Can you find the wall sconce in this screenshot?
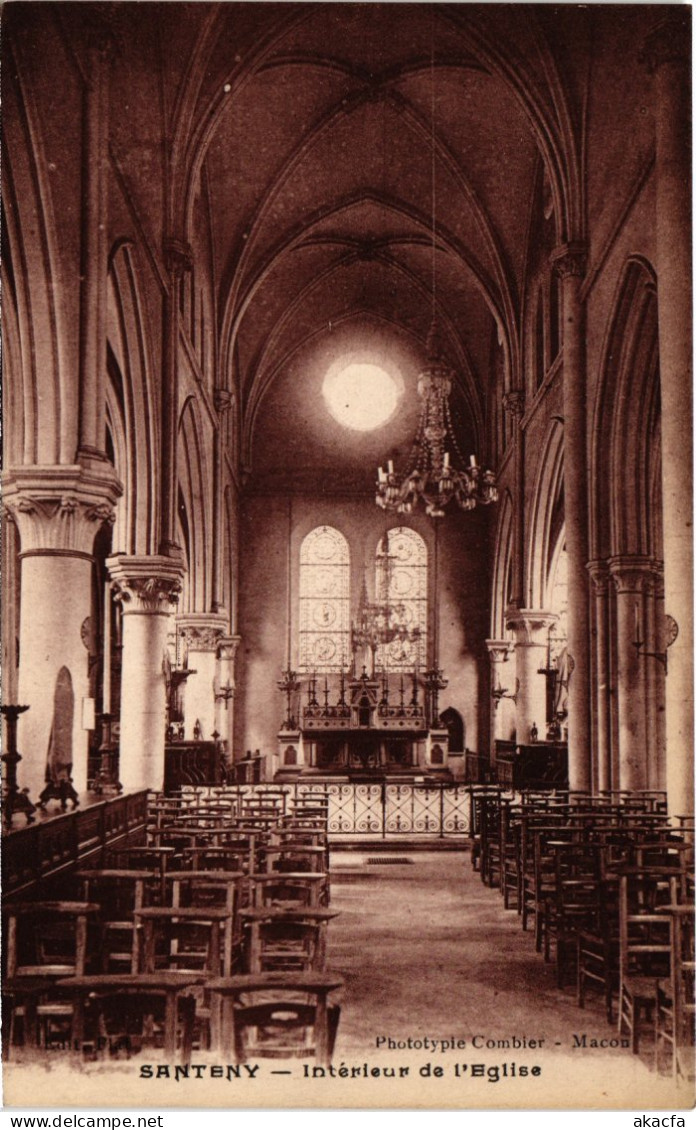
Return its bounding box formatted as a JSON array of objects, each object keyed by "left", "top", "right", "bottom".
[
  {"left": 491, "top": 677, "right": 519, "bottom": 710},
  {"left": 633, "top": 610, "right": 678, "bottom": 674},
  {"left": 214, "top": 680, "right": 235, "bottom": 708}
]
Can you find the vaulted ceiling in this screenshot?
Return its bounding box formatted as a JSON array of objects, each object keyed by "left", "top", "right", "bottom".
[{"left": 42, "top": 3, "right": 654, "bottom": 487}]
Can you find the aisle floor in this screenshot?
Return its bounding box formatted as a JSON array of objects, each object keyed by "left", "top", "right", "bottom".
[{"left": 326, "top": 851, "right": 688, "bottom": 1108}]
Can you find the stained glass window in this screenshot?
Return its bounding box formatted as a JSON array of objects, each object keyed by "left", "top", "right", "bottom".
[
  {"left": 374, "top": 527, "right": 428, "bottom": 672},
  {"left": 299, "top": 526, "right": 350, "bottom": 672}
]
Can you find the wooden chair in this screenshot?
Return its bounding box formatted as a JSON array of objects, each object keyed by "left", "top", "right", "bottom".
[
  {"left": 540, "top": 843, "right": 601, "bottom": 986},
  {"left": 655, "top": 904, "right": 695, "bottom": 1080},
  {"left": 3, "top": 901, "right": 100, "bottom": 1050},
  {"left": 240, "top": 907, "right": 338, "bottom": 973},
  {"left": 76, "top": 869, "right": 160, "bottom": 971},
  {"left": 133, "top": 905, "right": 234, "bottom": 977},
  {"left": 617, "top": 869, "right": 673, "bottom": 1053},
  {"left": 56, "top": 972, "right": 204, "bottom": 1064},
  {"left": 165, "top": 870, "right": 246, "bottom": 975},
  {"left": 249, "top": 872, "right": 328, "bottom": 909},
  {"left": 133, "top": 903, "right": 235, "bottom": 1048},
  {"left": 208, "top": 972, "right": 343, "bottom": 1065},
  {"left": 576, "top": 876, "right": 620, "bottom": 1023},
  {"left": 522, "top": 826, "right": 573, "bottom": 950}
]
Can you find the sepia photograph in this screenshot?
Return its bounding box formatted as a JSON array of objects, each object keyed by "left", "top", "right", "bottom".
[{"left": 1, "top": 0, "right": 693, "bottom": 1113}]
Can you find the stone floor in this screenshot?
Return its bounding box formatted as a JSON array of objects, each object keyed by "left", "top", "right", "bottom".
[{"left": 325, "top": 850, "right": 689, "bottom": 1108}]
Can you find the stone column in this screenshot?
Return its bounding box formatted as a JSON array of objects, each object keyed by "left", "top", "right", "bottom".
[
  {"left": 177, "top": 615, "right": 229, "bottom": 741},
  {"left": 642, "top": 15, "right": 693, "bottom": 815},
  {"left": 108, "top": 555, "right": 184, "bottom": 792},
  {"left": 3, "top": 464, "right": 122, "bottom": 798},
  {"left": 609, "top": 556, "right": 659, "bottom": 792},
  {"left": 78, "top": 21, "right": 114, "bottom": 461},
  {"left": 551, "top": 243, "right": 591, "bottom": 790},
  {"left": 642, "top": 569, "right": 661, "bottom": 792},
  {"left": 502, "top": 390, "right": 526, "bottom": 608},
  {"left": 587, "top": 561, "right": 612, "bottom": 792},
  {"left": 486, "top": 639, "right": 515, "bottom": 753},
  {"left": 159, "top": 240, "right": 192, "bottom": 557},
  {"left": 506, "top": 610, "right": 557, "bottom": 744},
  {"left": 212, "top": 390, "right": 233, "bottom": 614},
  {"left": 215, "top": 636, "right": 241, "bottom": 768}
]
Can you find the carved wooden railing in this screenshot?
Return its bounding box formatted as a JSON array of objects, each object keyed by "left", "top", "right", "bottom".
[{"left": 2, "top": 790, "right": 149, "bottom": 899}]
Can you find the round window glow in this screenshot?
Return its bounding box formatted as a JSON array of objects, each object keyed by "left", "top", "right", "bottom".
[{"left": 322, "top": 362, "right": 401, "bottom": 431}]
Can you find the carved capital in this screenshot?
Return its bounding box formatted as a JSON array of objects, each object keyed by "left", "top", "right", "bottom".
[
  {"left": 503, "top": 389, "right": 525, "bottom": 417},
  {"left": 178, "top": 614, "right": 229, "bottom": 653},
  {"left": 586, "top": 559, "right": 610, "bottom": 596},
  {"left": 485, "top": 638, "right": 514, "bottom": 664},
  {"left": 214, "top": 388, "right": 233, "bottom": 414},
  {"left": 2, "top": 464, "right": 123, "bottom": 556},
  {"left": 217, "top": 635, "right": 242, "bottom": 663},
  {"left": 505, "top": 608, "right": 558, "bottom": 647},
  {"left": 640, "top": 15, "right": 690, "bottom": 74},
  {"left": 108, "top": 555, "right": 185, "bottom": 614},
  {"left": 164, "top": 238, "right": 193, "bottom": 277},
  {"left": 608, "top": 555, "right": 662, "bottom": 596},
  {"left": 550, "top": 242, "right": 587, "bottom": 280}
]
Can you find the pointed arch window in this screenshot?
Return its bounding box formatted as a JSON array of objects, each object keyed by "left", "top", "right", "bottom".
[
  {"left": 374, "top": 527, "right": 427, "bottom": 672},
  {"left": 299, "top": 526, "right": 350, "bottom": 672}
]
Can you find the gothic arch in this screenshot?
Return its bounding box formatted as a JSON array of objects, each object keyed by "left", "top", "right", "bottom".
[
  {"left": 491, "top": 488, "right": 514, "bottom": 637},
  {"left": 2, "top": 67, "right": 67, "bottom": 464},
  {"left": 592, "top": 256, "right": 661, "bottom": 561},
  {"left": 107, "top": 243, "right": 159, "bottom": 555},
  {"left": 527, "top": 420, "right": 564, "bottom": 609},
  {"left": 178, "top": 396, "right": 211, "bottom": 613}
]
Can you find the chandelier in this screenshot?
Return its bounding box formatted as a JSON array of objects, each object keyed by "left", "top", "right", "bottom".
[
  {"left": 375, "top": 321, "right": 498, "bottom": 519},
  {"left": 351, "top": 550, "right": 421, "bottom": 661}
]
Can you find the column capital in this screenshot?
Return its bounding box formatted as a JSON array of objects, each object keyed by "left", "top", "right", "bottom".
[
  {"left": 107, "top": 554, "right": 185, "bottom": 614},
  {"left": 214, "top": 388, "right": 234, "bottom": 414},
  {"left": 485, "top": 638, "right": 514, "bottom": 663},
  {"left": 2, "top": 463, "right": 123, "bottom": 557},
  {"left": 586, "top": 559, "right": 610, "bottom": 595},
  {"left": 550, "top": 242, "right": 587, "bottom": 280},
  {"left": 503, "top": 389, "right": 525, "bottom": 417},
  {"left": 218, "top": 634, "right": 242, "bottom": 663},
  {"left": 640, "top": 13, "right": 690, "bottom": 74},
  {"left": 505, "top": 608, "right": 558, "bottom": 646},
  {"left": 164, "top": 238, "right": 193, "bottom": 277},
  {"left": 608, "top": 554, "right": 662, "bottom": 594},
  {"left": 177, "top": 614, "right": 230, "bottom": 653}
]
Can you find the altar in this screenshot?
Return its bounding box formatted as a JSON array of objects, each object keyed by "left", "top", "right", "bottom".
[{"left": 274, "top": 667, "right": 451, "bottom": 781}]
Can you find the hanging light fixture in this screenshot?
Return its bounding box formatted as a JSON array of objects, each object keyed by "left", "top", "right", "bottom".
[
  {"left": 376, "top": 321, "right": 498, "bottom": 518},
  {"left": 375, "top": 18, "right": 497, "bottom": 520}
]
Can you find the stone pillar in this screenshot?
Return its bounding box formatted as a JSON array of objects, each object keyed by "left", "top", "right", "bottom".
[
  {"left": 643, "top": 569, "right": 662, "bottom": 792},
  {"left": 506, "top": 611, "right": 557, "bottom": 745},
  {"left": 642, "top": 15, "right": 693, "bottom": 815},
  {"left": 486, "top": 639, "right": 515, "bottom": 752},
  {"left": 502, "top": 390, "right": 526, "bottom": 608},
  {"left": 108, "top": 555, "right": 184, "bottom": 793},
  {"left": 551, "top": 243, "right": 591, "bottom": 790},
  {"left": 587, "top": 561, "right": 612, "bottom": 792},
  {"left": 212, "top": 391, "right": 233, "bottom": 613},
  {"left": 78, "top": 21, "right": 114, "bottom": 461},
  {"left": 215, "top": 635, "right": 241, "bottom": 768},
  {"left": 177, "top": 615, "right": 229, "bottom": 742},
  {"left": 159, "top": 240, "right": 192, "bottom": 557},
  {"left": 3, "top": 465, "right": 122, "bottom": 798},
  {"left": 609, "top": 556, "right": 659, "bottom": 792}
]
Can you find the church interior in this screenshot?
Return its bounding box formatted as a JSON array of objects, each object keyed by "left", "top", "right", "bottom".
[{"left": 1, "top": 1, "right": 693, "bottom": 1102}]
